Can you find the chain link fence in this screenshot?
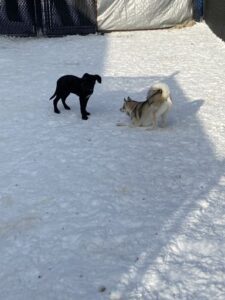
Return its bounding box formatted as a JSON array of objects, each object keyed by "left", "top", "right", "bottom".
[
  {"left": 0, "top": 0, "right": 36, "bottom": 36},
  {"left": 3, "top": 1, "right": 220, "bottom": 38},
  {"left": 0, "top": 0, "right": 97, "bottom": 36}
]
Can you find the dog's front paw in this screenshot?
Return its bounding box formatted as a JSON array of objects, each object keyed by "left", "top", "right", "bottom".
[
  {"left": 146, "top": 126, "right": 156, "bottom": 131},
  {"left": 54, "top": 110, "right": 60, "bottom": 114},
  {"left": 116, "top": 122, "right": 127, "bottom": 127},
  {"left": 82, "top": 115, "right": 88, "bottom": 120}
]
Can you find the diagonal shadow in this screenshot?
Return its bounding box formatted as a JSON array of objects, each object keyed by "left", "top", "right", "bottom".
[{"left": 90, "top": 74, "right": 225, "bottom": 298}]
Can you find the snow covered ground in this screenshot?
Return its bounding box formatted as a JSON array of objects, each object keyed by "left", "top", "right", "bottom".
[{"left": 0, "top": 22, "right": 225, "bottom": 300}]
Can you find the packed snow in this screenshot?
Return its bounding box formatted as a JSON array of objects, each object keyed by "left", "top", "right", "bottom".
[{"left": 0, "top": 22, "right": 225, "bottom": 300}]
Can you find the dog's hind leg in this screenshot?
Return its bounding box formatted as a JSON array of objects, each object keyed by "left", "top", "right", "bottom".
[
  {"left": 61, "top": 94, "right": 70, "bottom": 111},
  {"left": 160, "top": 111, "right": 168, "bottom": 127},
  {"left": 53, "top": 96, "right": 61, "bottom": 114}
]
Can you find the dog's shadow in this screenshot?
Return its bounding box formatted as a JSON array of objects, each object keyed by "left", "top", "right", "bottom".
[{"left": 171, "top": 99, "right": 205, "bottom": 126}]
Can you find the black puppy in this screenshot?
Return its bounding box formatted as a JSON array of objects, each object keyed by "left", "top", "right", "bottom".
[{"left": 50, "top": 73, "right": 102, "bottom": 120}]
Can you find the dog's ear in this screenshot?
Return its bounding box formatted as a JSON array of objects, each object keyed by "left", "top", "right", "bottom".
[
  {"left": 127, "top": 96, "right": 132, "bottom": 101},
  {"left": 94, "top": 75, "right": 102, "bottom": 84},
  {"left": 82, "top": 73, "right": 90, "bottom": 79}
]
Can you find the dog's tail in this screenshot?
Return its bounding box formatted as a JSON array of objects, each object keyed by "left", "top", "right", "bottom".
[
  {"left": 147, "top": 82, "right": 170, "bottom": 101},
  {"left": 49, "top": 91, "right": 56, "bottom": 100}
]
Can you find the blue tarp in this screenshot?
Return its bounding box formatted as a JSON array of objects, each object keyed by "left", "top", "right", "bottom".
[{"left": 194, "top": 0, "right": 203, "bottom": 21}]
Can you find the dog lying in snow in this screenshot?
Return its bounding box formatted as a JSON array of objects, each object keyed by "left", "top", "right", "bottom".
[
  {"left": 50, "top": 73, "right": 102, "bottom": 120},
  {"left": 118, "top": 82, "right": 172, "bottom": 129}
]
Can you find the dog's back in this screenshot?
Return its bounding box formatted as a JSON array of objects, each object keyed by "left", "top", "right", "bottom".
[{"left": 50, "top": 75, "right": 81, "bottom": 100}]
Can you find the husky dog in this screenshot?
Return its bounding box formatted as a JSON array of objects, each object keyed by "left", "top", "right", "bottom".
[{"left": 118, "top": 82, "right": 172, "bottom": 129}]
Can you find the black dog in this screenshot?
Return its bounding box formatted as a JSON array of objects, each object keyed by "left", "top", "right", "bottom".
[{"left": 50, "top": 73, "right": 102, "bottom": 120}]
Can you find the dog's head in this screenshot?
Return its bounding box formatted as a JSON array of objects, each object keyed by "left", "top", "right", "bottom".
[
  {"left": 82, "top": 73, "right": 102, "bottom": 83},
  {"left": 81, "top": 73, "right": 102, "bottom": 96},
  {"left": 120, "top": 97, "right": 134, "bottom": 115},
  {"left": 120, "top": 97, "right": 128, "bottom": 112}
]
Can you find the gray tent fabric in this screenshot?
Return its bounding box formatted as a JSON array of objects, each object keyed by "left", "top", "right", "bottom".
[{"left": 97, "top": 0, "right": 193, "bottom": 31}]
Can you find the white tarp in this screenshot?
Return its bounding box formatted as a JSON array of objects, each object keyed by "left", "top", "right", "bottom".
[{"left": 97, "top": 0, "right": 193, "bottom": 31}]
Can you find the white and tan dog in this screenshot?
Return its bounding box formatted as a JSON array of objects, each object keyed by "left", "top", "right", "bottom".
[{"left": 118, "top": 82, "right": 172, "bottom": 129}]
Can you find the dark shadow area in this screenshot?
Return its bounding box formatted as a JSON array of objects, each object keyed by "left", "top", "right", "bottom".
[{"left": 88, "top": 74, "right": 225, "bottom": 297}]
